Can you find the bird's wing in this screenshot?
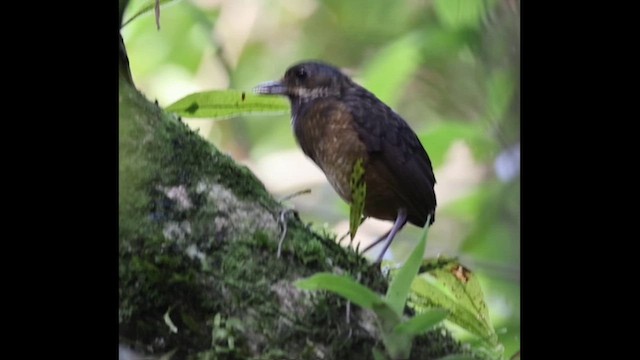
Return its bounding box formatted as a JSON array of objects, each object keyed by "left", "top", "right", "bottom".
[{"left": 344, "top": 89, "right": 436, "bottom": 226}]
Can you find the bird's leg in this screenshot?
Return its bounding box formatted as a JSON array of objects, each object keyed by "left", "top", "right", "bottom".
[
  {"left": 360, "top": 208, "right": 408, "bottom": 263},
  {"left": 359, "top": 229, "right": 390, "bottom": 255}
]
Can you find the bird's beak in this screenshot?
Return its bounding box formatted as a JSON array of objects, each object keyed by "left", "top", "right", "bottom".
[{"left": 253, "top": 80, "right": 288, "bottom": 96}]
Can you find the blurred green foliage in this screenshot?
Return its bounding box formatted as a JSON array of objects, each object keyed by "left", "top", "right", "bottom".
[{"left": 122, "top": 0, "right": 520, "bottom": 357}]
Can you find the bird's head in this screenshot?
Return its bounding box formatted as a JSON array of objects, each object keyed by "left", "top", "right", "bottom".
[{"left": 253, "top": 61, "right": 353, "bottom": 103}]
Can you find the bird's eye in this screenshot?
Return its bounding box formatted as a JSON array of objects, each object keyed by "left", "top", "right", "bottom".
[{"left": 296, "top": 67, "right": 307, "bottom": 81}]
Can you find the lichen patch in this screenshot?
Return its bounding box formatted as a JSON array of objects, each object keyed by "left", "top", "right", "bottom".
[
  {"left": 196, "top": 181, "right": 280, "bottom": 241},
  {"left": 162, "top": 221, "right": 192, "bottom": 243},
  {"left": 158, "top": 185, "right": 193, "bottom": 210}
]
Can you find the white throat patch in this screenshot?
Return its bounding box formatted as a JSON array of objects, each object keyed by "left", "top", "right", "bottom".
[{"left": 291, "top": 87, "right": 338, "bottom": 100}]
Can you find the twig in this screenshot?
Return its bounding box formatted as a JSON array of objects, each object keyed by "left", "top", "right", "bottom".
[
  {"left": 337, "top": 230, "right": 350, "bottom": 245},
  {"left": 155, "top": 0, "right": 161, "bottom": 30},
  {"left": 279, "top": 188, "right": 311, "bottom": 202},
  {"left": 345, "top": 301, "right": 351, "bottom": 325},
  {"left": 277, "top": 209, "right": 296, "bottom": 258}
]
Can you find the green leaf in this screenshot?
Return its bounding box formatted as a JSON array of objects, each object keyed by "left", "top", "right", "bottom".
[
  {"left": 371, "top": 348, "right": 388, "bottom": 360},
  {"left": 294, "top": 273, "right": 382, "bottom": 310},
  {"left": 394, "top": 309, "right": 447, "bottom": 335},
  {"left": 372, "top": 301, "right": 403, "bottom": 335},
  {"left": 165, "top": 90, "right": 290, "bottom": 119},
  {"left": 420, "top": 27, "right": 476, "bottom": 61},
  {"left": 433, "top": 0, "right": 492, "bottom": 30},
  {"left": 349, "top": 158, "right": 366, "bottom": 240},
  {"left": 372, "top": 302, "right": 411, "bottom": 360},
  {"left": 385, "top": 222, "right": 430, "bottom": 316},
  {"left": 418, "top": 121, "right": 495, "bottom": 168},
  {"left": 487, "top": 70, "right": 516, "bottom": 121},
  {"left": 410, "top": 277, "right": 479, "bottom": 335},
  {"left": 121, "top": 0, "right": 178, "bottom": 29},
  {"left": 408, "top": 258, "right": 499, "bottom": 346},
  {"left": 360, "top": 32, "right": 423, "bottom": 107},
  {"left": 437, "top": 264, "right": 491, "bottom": 327}
]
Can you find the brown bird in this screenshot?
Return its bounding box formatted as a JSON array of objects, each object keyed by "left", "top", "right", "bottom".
[{"left": 254, "top": 61, "right": 436, "bottom": 263}]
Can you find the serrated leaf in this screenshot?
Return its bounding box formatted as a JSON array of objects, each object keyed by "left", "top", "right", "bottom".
[
  {"left": 409, "top": 278, "right": 491, "bottom": 344},
  {"left": 408, "top": 258, "right": 498, "bottom": 346},
  {"left": 386, "top": 222, "right": 430, "bottom": 316},
  {"left": 294, "top": 273, "right": 382, "bottom": 310},
  {"left": 165, "top": 90, "right": 290, "bottom": 119},
  {"left": 431, "top": 262, "right": 492, "bottom": 329},
  {"left": 394, "top": 309, "right": 447, "bottom": 335},
  {"left": 349, "top": 158, "right": 366, "bottom": 240}
]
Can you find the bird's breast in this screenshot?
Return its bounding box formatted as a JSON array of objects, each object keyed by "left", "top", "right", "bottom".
[{"left": 292, "top": 100, "right": 367, "bottom": 203}]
